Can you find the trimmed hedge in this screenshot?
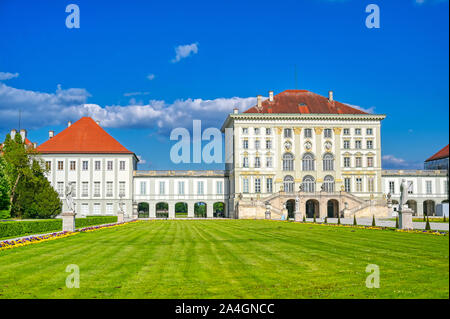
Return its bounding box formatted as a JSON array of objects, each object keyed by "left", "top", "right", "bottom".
[{"left": 0, "top": 216, "right": 118, "bottom": 239}]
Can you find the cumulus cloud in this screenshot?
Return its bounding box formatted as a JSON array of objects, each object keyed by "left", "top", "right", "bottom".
[
  {"left": 0, "top": 72, "right": 19, "bottom": 81},
  {"left": 146, "top": 74, "right": 155, "bottom": 80},
  {"left": 171, "top": 43, "right": 199, "bottom": 63},
  {"left": 137, "top": 155, "right": 146, "bottom": 164},
  {"left": 0, "top": 82, "right": 256, "bottom": 134},
  {"left": 382, "top": 155, "right": 422, "bottom": 169}
]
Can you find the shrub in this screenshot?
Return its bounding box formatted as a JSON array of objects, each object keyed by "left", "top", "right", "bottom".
[
  {"left": 353, "top": 215, "right": 357, "bottom": 226},
  {"left": 425, "top": 216, "right": 431, "bottom": 230},
  {"left": 75, "top": 216, "right": 117, "bottom": 228},
  {"left": 395, "top": 216, "right": 399, "bottom": 228},
  {"left": 302, "top": 215, "right": 306, "bottom": 222},
  {"left": 0, "top": 210, "right": 11, "bottom": 219},
  {"left": 0, "top": 219, "right": 62, "bottom": 239},
  {"left": 324, "top": 216, "right": 328, "bottom": 224},
  {"left": 372, "top": 215, "right": 376, "bottom": 227}
]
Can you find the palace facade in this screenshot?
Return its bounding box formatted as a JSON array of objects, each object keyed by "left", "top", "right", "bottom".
[{"left": 22, "top": 89, "right": 447, "bottom": 219}]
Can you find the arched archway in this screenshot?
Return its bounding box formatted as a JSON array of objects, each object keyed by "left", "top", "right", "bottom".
[
  {"left": 327, "top": 199, "right": 339, "bottom": 217},
  {"left": 156, "top": 202, "right": 168, "bottom": 218},
  {"left": 138, "top": 202, "right": 149, "bottom": 218},
  {"left": 406, "top": 200, "right": 417, "bottom": 216},
  {"left": 194, "top": 202, "right": 207, "bottom": 218},
  {"left": 284, "top": 175, "right": 294, "bottom": 193},
  {"left": 213, "top": 202, "right": 225, "bottom": 217},
  {"left": 175, "top": 202, "right": 188, "bottom": 218},
  {"left": 286, "top": 199, "right": 296, "bottom": 219},
  {"left": 423, "top": 200, "right": 436, "bottom": 216},
  {"left": 306, "top": 199, "right": 319, "bottom": 218}
]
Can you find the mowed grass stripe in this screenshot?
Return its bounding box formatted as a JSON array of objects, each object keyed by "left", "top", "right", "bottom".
[{"left": 0, "top": 220, "right": 448, "bottom": 299}]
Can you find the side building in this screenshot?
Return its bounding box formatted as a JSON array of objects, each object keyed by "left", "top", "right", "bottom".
[{"left": 36, "top": 117, "right": 138, "bottom": 217}]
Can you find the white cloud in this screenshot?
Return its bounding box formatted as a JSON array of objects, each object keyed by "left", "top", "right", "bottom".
[
  {"left": 147, "top": 74, "right": 155, "bottom": 80},
  {"left": 137, "top": 155, "right": 146, "bottom": 164},
  {"left": 0, "top": 72, "right": 19, "bottom": 81},
  {"left": 415, "top": 0, "right": 448, "bottom": 4},
  {"left": 123, "top": 92, "right": 150, "bottom": 97},
  {"left": 343, "top": 102, "right": 375, "bottom": 114},
  {"left": 0, "top": 82, "right": 256, "bottom": 134},
  {"left": 171, "top": 43, "right": 199, "bottom": 63},
  {"left": 382, "top": 155, "right": 422, "bottom": 169}
]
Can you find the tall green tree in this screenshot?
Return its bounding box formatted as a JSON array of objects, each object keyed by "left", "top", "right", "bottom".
[{"left": 0, "top": 155, "right": 11, "bottom": 218}]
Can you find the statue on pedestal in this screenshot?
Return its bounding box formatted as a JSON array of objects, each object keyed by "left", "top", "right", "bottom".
[
  {"left": 65, "top": 182, "right": 75, "bottom": 213},
  {"left": 399, "top": 179, "right": 413, "bottom": 212}
]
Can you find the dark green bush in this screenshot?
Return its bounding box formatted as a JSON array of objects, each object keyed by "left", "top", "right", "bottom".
[
  {"left": 395, "top": 216, "right": 399, "bottom": 228},
  {"left": 353, "top": 215, "right": 357, "bottom": 226},
  {"left": 425, "top": 216, "right": 431, "bottom": 230},
  {"left": 75, "top": 216, "right": 117, "bottom": 228},
  {"left": 372, "top": 215, "right": 376, "bottom": 227}
]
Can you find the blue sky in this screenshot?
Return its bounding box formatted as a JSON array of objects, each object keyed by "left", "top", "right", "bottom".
[{"left": 0, "top": 0, "right": 448, "bottom": 170}]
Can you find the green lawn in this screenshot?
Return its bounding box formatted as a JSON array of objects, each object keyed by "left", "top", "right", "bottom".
[{"left": 0, "top": 220, "right": 448, "bottom": 299}]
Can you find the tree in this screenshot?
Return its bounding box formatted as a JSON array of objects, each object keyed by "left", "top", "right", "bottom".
[
  {"left": 0, "top": 155, "right": 11, "bottom": 218},
  {"left": 372, "top": 215, "right": 376, "bottom": 227},
  {"left": 395, "top": 216, "right": 399, "bottom": 228},
  {"left": 353, "top": 215, "right": 357, "bottom": 226},
  {"left": 337, "top": 214, "right": 341, "bottom": 225},
  {"left": 425, "top": 216, "right": 431, "bottom": 231}
]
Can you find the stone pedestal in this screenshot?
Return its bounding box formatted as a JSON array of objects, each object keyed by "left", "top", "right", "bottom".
[
  {"left": 294, "top": 212, "right": 302, "bottom": 222},
  {"left": 265, "top": 211, "right": 271, "bottom": 220},
  {"left": 399, "top": 208, "right": 414, "bottom": 230},
  {"left": 61, "top": 212, "right": 76, "bottom": 232},
  {"left": 117, "top": 211, "right": 124, "bottom": 223},
  {"left": 281, "top": 208, "right": 288, "bottom": 220}
]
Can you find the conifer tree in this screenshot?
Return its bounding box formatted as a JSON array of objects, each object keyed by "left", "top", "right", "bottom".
[{"left": 372, "top": 215, "right": 376, "bottom": 227}]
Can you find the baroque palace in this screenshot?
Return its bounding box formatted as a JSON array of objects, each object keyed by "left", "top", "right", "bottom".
[{"left": 13, "top": 89, "right": 447, "bottom": 219}]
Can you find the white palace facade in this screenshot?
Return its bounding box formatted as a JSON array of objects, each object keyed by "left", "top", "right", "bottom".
[{"left": 29, "top": 89, "right": 448, "bottom": 219}]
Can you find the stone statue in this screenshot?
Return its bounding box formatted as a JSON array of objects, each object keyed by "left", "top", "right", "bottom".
[
  {"left": 321, "top": 184, "right": 325, "bottom": 191},
  {"left": 295, "top": 196, "right": 300, "bottom": 212},
  {"left": 65, "top": 182, "right": 75, "bottom": 213},
  {"left": 118, "top": 193, "right": 125, "bottom": 213},
  {"left": 299, "top": 184, "right": 304, "bottom": 192},
  {"left": 399, "top": 179, "right": 413, "bottom": 210}
]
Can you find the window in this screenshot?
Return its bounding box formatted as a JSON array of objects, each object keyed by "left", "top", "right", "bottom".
[
  {"left": 389, "top": 181, "right": 395, "bottom": 194},
  {"left": 106, "top": 182, "right": 113, "bottom": 197},
  {"left": 344, "top": 178, "right": 351, "bottom": 192},
  {"left": 93, "top": 203, "right": 101, "bottom": 215},
  {"left": 254, "top": 128, "right": 260, "bottom": 135},
  {"left": 57, "top": 182, "right": 64, "bottom": 197},
  {"left": 323, "top": 175, "right": 334, "bottom": 193},
  {"left": 242, "top": 127, "right": 248, "bottom": 134},
  {"left": 344, "top": 157, "right": 351, "bottom": 168},
  {"left": 255, "top": 140, "right": 260, "bottom": 150},
  {"left": 82, "top": 203, "right": 89, "bottom": 215},
  {"left": 243, "top": 178, "right": 249, "bottom": 193},
  {"left": 95, "top": 161, "right": 101, "bottom": 171},
  {"left": 119, "top": 181, "right": 125, "bottom": 197},
  {"left": 255, "top": 157, "right": 261, "bottom": 168},
  {"left": 284, "top": 175, "right": 294, "bottom": 193},
  {"left": 426, "top": 181, "right": 432, "bottom": 194},
  {"left": 255, "top": 178, "right": 261, "bottom": 193},
  {"left": 266, "top": 128, "right": 272, "bottom": 135},
  {"left": 243, "top": 140, "right": 248, "bottom": 149},
  {"left": 107, "top": 161, "right": 113, "bottom": 170},
  {"left": 140, "top": 181, "right": 147, "bottom": 195},
  {"left": 356, "top": 178, "right": 363, "bottom": 192},
  {"left": 266, "top": 139, "right": 272, "bottom": 149},
  {"left": 119, "top": 161, "right": 126, "bottom": 171},
  {"left": 355, "top": 128, "right": 362, "bottom": 135},
  {"left": 282, "top": 153, "right": 294, "bottom": 171},
  {"left": 267, "top": 178, "right": 273, "bottom": 193},
  {"left": 57, "top": 161, "right": 64, "bottom": 170},
  {"left": 243, "top": 157, "right": 249, "bottom": 168},
  {"left": 366, "top": 128, "right": 373, "bottom": 135},
  {"left": 324, "top": 129, "right": 332, "bottom": 138},
  {"left": 159, "top": 181, "right": 165, "bottom": 195},
  {"left": 368, "top": 177, "right": 374, "bottom": 192},
  {"left": 266, "top": 156, "right": 273, "bottom": 168},
  {"left": 304, "top": 129, "right": 312, "bottom": 138},
  {"left": 367, "top": 157, "right": 374, "bottom": 168},
  {"left": 217, "top": 181, "right": 223, "bottom": 194},
  {"left": 284, "top": 128, "right": 292, "bottom": 138},
  {"left": 323, "top": 153, "right": 334, "bottom": 171},
  {"left": 82, "top": 182, "right": 89, "bottom": 197},
  {"left": 367, "top": 140, "right": 373, "bottom": 149},
  {"left": 302, "top": 153, "right": 315, "bottom": 171},
  {"left": 70, "top": 161, "right": 76, "bottom": 170},
  {"left": 355, "top": 140, "right": 362, "bottom": 149},
  {"left": 302, "top": 175, "right": 315, "bottom": 193},
  {"left": 343, "top": 140, "right": 350, "bottom": 149},
  {"left": 71, "top": 182, "right": 76, "bottom": 197},
  {"left": 355, "top": 157, "right": 362, "bottom": 167},
  {"left": 82, "top": 161, "right": 88, "bottom": 171},
  {"left": 106, "top": 203, "right": 113, "bottom": 215},
  {"left": 343, "top": 128, "right": 350, "bottom": 135},
  {"left": 407, "top": 181, "right": 413, "bottom": 194},
  {"left": 45, "top": 161, "right": 51, "bottom": 171},
  {"left": 94, "top": 182, "right": 100, "bottom": 197},
  {"left": 178, "top": 181, "right": 185, "bottom": 195},
  {"left": 197, "top": 181, "right": 204, "bottom": 195}
]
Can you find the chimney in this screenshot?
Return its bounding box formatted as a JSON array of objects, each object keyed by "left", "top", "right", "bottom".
[
  {"left": 68, "top": 121, "right": 72, "bottom": 127},
  {"left": 257, "top": 95, "right": 262, "bottom": 109},
  {"left": 269, "top": 91, "right": 274, "bottom": 102},
  {"left": 328, "top": 90, "right": 334, "bottom": 102},
  {"left": 33, "top": 142, "right": 37, "bottom": 149},
  {"left": 19, "top": 129, "right": 26, "bottom": 142},
  {"left": 233, "top": 108, "right": 239, "bottom": 114},
  {"left": 49, "top": 130, "right": 54, "bottom": 139},
  {"left": 10, "top": 129, "right": 16, "bottom": 140}
]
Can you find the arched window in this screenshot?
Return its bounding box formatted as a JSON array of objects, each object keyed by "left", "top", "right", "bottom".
[
  {"left": 302, "top": 153, "right": 315, "bottom": 171},
  {"left": 323, "top": 153, "right": 334, "bottom": 171},
  {"left": 323, "top": 175, "right": 334, "bottom": 193},
  {"left": 283, "top": 175, "right": 294, "bottom": 193},
  {"left": 302, "top": 175, "right": 315, "bottom": 193},
  {"left": 283, "top": 153, "right": 294, "bottom": 171}
]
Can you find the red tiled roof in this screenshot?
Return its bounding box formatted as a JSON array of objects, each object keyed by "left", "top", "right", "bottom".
[
  {"left": 36, "top": 117, "right": 134, "bottom": 154},
  {"left": 244, "top": 90, "right": 368, "bottom": 115},
  {"left": 425, "top": 145, "right": 449, "bottom": 162}
]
